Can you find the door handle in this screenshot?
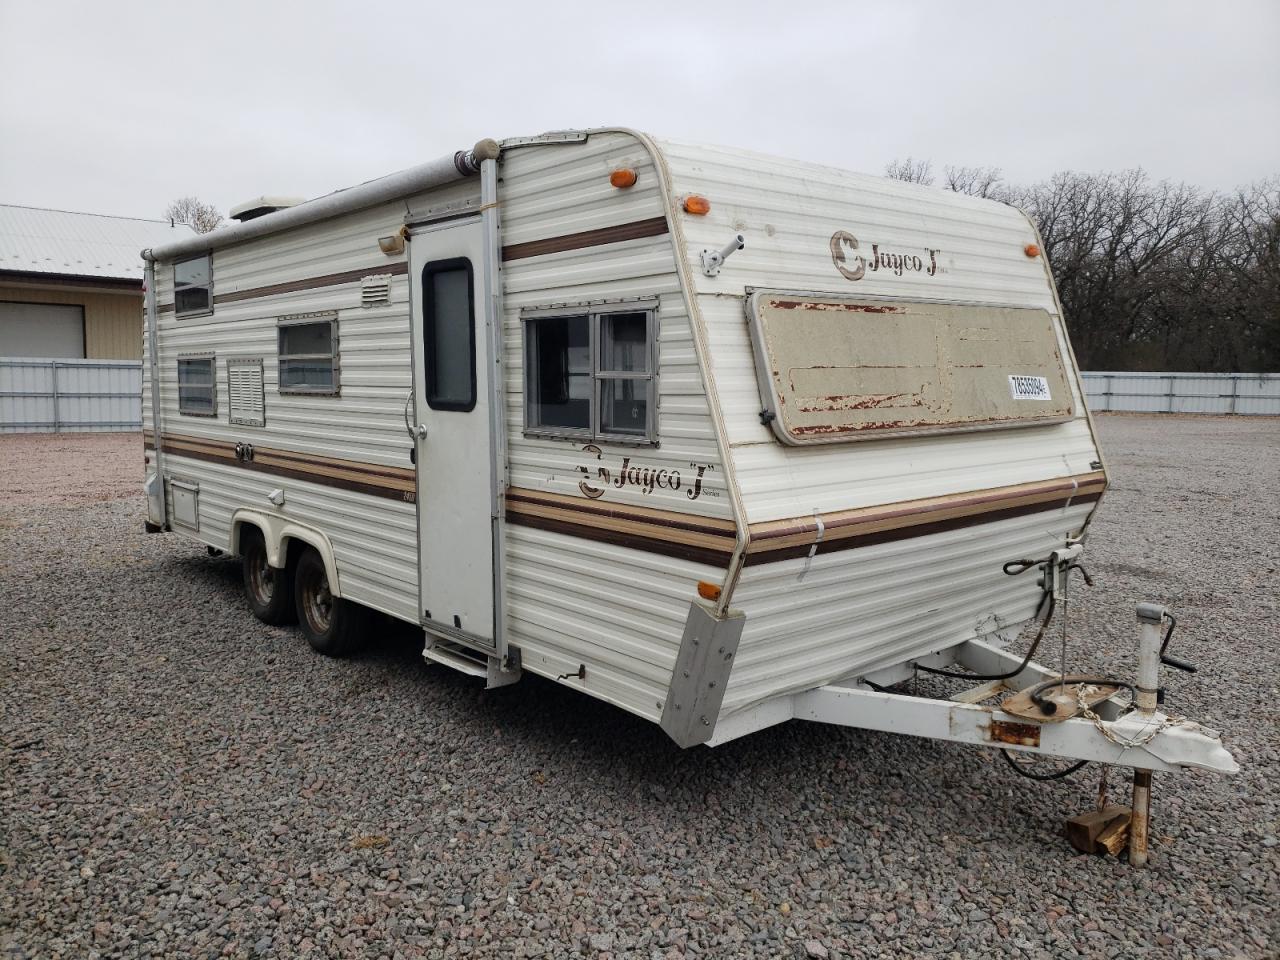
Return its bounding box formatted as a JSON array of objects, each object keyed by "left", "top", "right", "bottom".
[
  {"left": 415, "top": 424, "right": 428, "bottom": 439},
  {"left": 403, "top": 393, "right": 417, "bottom": 441}
]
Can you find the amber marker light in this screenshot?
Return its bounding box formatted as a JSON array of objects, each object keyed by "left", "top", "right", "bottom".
[
  {"left": 683, "top": 195, "right": 711, "bottom": 215},
  {"left": 610, "top": 168, "right": 638, "bottom": 189},
  {"left": 697, "top": 581, "right": 722, "bottom": 601},
  {"left": 1024, "top": 243, "right": 1041, "bottom": 258}
]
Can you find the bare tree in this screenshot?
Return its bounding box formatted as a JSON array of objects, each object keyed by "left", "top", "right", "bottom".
[
  {"left": 878, "top": 153, "right": 1278, "bottom": 371},
  {"left": 884, "top": 157, "right": 935, "bottom": 186},
  {"left": 164, "top": 196, "right": 223, "bottom": 234},
  {"left": 944, "top": 164, "right": 1006, "bottom": 199}
]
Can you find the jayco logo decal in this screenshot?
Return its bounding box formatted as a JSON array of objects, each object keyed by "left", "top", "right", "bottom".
[
  {"left": 830, "top": 230, "right": 941, "bottom": 282},
  {"left": 576, "top": 444, "right": 715, "bottom": 501}
]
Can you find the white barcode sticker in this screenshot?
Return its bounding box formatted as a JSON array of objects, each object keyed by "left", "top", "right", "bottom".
[{"left": 1009, "top": 375, "right": 1051, "bottom": 401}]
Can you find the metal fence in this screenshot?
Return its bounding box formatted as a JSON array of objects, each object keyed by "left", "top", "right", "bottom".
[
  {"left": 0, "top": 357, "right": 142, "bottom": 433},
  {"left": 3, "top": 359, "right": 1274, "bottom": 433},
  {"left": 1081, "top": 371, "right": 1280, "bottom": 416}
]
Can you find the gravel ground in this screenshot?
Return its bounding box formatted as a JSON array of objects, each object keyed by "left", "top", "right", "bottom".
[{"left": 1, "top": 418, "right": 1277, "bottom": 960}]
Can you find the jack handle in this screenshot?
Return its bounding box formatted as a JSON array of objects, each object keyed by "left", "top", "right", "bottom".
[{"left": 1157, "top": 612, "right": 1197, "bottom": 673}]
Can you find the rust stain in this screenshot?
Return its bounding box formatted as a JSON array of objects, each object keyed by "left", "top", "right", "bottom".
[
  {"left": 791, "top": 419, "right": 927, "bottom": 435},
  {"left": 770, "top": 299, "right": 905, "bottom": 314},
  {"left": 990, "top": 719, "right": 1042, "bottom": 747},
  {"left": 797, "top": 392, "right": 920, "bottom": 413}
]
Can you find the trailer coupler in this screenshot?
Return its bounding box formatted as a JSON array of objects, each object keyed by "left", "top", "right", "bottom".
[{"left": 793, "top": 681, "right": 1236, "bottom": 775}]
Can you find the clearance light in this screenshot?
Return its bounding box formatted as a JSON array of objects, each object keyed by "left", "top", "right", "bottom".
[
  {"left": 1024, "top": 243, "right": 1041, "bottom": 258},
  {"left": 683, "top": 195, "right": 711, "bottom": 215},
  {"left": 697, "top": 580, "right": 722, "bottom": 601},
  {"left": 610, "top": 168, "right": 638, "bottom": 189}
]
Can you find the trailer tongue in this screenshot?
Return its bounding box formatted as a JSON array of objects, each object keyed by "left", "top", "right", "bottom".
[{"left": 707, "top": 545, "right": 1237, "bottom": 865}]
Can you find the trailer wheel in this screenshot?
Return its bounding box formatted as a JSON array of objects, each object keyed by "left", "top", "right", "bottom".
[
  {"left": 293, "top": 548, "right": 364, "bottom": 656},
  {"left": 241, "top": 527, "right": 296, "bottom": 625}
]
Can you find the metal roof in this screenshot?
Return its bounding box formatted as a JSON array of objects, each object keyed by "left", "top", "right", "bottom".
[{"left": 0, "top": 204, "right": 195, "bottom": 283}]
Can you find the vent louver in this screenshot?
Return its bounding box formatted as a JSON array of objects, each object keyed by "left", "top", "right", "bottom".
[
  {"left": 361, "top": 274, "right": 392, "bottom": 307},
  {"left": 227, "top": 358, "right": 266, "bottom": 427}
]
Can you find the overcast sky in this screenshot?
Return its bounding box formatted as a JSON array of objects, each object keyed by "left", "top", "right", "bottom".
[{"left": 2, "top": 0, "right": 1277, "bottom": 220}]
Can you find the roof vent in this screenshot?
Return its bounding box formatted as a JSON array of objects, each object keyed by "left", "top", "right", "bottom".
[{"left": 229, "top": 195, "right": 305, "bottom": 222}]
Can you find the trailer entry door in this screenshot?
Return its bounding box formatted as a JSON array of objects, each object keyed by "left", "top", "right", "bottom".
[
  {"left": 409, "top": 219, "right": 496, "bottom": 648},
  {"left": 746, "top": 292, "right": 1075, "bottom": 444}
]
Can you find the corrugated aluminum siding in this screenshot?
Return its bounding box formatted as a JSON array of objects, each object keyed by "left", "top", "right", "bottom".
[
  {"left": 657, "top": 137, "right": 1101, "bottom": 524},
  {"left": 652, "top": 138, "right": 1104, "bottom": 724},
  {"left": 498, "top": 132, "right": 728, "bottom": 720},
  {"left": 1082, "top": 371, "right": 1280, "bottom": 415},
  {"left": 721, "top": 504, "right": 1094, "bottom": 716},
  {"left": 146, "top": 195, "right": 468, "bottom": 622},
  {"left": 0, "top": 358, "right": 141, "bottom": 432}
]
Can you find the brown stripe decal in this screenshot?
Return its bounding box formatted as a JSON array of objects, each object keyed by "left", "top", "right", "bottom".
[
  {"left": 501, "top": 216, "right": 669, "bottom": 262},
  {"left": 742, "top": 492, "right": 1102, "bottom": 565},
  {"left": 505, "top": 488, "right": 736, "bottom": 567},
  {"left": 745, "top": 473, "right": 1107, "bottom": 555},
  {"left": 504, "top": 473, "right": 1105, "bottom": 566},
  {"left": 158, "top": 262, "right": 408, "bottom": 313},
  {"left": 508, "top": 510, "right": 734, "bottom": 568},
  {"left": 157, "top": 432, "right": 415, "bottom": 502}
]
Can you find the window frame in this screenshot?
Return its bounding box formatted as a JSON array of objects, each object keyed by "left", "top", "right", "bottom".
[
  {"left": 421, "top": 257, "right": 477, "bottom": 413},
  {"left": 173, "top": 255, "right": 213, "bottom": 319},
  {"left": 522, "top": 299, "right": 658, "bottom": 446},
  {"left": 176, "top": 353, "right": 217, "bottom": 417},
  {"left": 276, "top": 311, "right": 340, "bottom": 396}
]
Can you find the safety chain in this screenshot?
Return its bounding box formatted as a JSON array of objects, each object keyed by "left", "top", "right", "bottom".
[{"left": 1076, "top": 684, "right": 1184, "bottom": 749}]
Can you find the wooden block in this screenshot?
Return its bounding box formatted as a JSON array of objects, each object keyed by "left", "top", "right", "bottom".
[
  {"left": 1065, "top": 804, "right": 1130, "bottom": 854},
  {"left": 1096, "top": 815, "right": 1131, "bottom": 856}
]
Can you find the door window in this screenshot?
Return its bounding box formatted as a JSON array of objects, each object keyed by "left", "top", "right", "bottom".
[{"left": 422, "top": 259, "right": 476, "bottom": 411}]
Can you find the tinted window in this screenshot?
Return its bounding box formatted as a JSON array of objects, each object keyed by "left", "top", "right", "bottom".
[
  {"left": 174, "top": 256, "right": 212, "bottom": 316},
  {"left": 423, "top": 260, "right": 476, "bottom": 411},
  {"left": 526, "top": 314, "right": 591, "bottom": 431}
]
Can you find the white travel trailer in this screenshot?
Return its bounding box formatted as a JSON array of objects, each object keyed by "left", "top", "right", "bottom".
[{"left": 142, "top": 129, "right": 1235, "bottom": 859}]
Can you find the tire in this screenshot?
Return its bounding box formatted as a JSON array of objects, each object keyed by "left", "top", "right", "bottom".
[
  {"left": 293, "top": 548, "right": 366, "bottom": 656},
  {"left": 241, "top": 527, "right": 296, "bottom": 625}
]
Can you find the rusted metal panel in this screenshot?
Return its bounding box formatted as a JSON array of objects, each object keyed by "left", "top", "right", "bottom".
[
  {"left": 990, "top": 718, "right": 1042, "bottom": 747},
  {"left": 746, "top": 292, "right": 1074, "bottom": 445}
]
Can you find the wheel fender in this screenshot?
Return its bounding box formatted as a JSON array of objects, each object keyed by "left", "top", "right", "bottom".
[
  {"left": 277, "top": 523, "right": 342, "bottom": 599},
  {"left": 230, "top": 510, "right": 343, "bottom": 598}
]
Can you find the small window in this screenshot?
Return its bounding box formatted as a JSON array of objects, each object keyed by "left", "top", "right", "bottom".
[
  {"left": 174, "top": 256, "right": 212, "bottom": 317},
  {"left": 528, "top": 314, "right": 591, "bottom": 431},
  {"left": 278, "top": 312, "right": 339, "bottom": 394},
  {"left": 524, "top": 305, "right": 656, "bottom": 443},
  {"left": 177, "top": 356, "right": 216, "bottom": 416},
  {"left": 422, "top": 259, "right": 476, "bottom": 411}
]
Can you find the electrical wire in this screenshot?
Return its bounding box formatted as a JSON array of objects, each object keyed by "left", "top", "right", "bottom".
[
  {"left": 1001, "top": 749, "right": 1089, "bottom": 781},
  {"left": 1027, "top": 676, "right": 1137, "bottom": 717},
  {"left": 912, "top": 555, "right": 1093, "bottom": 685},
  {"left": 913, "top": 590, "right": 1055, "bottom": 682}
]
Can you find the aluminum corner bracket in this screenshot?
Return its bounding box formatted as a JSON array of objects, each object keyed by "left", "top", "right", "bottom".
[{"left": 660, "top": 600, "right": 746, "bottom": 748}]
